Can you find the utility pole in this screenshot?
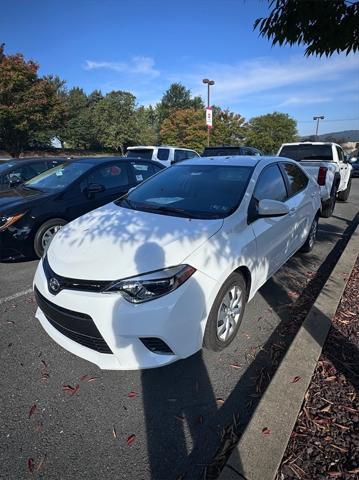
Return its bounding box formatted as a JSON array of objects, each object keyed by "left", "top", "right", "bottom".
[
  {"left": 313, "top": 116, "right": 325, "bottom": 139},
  {"left": 203, "top": 78, "right": 215, "bottom": 147}
]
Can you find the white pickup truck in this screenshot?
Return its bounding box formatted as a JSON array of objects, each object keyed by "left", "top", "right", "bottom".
[{"left": 277, "top": 142, "right": 353, "bottom": 217}]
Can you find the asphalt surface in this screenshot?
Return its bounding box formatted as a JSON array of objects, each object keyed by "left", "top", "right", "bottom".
[{"left": 1, "top": 180, "right": 358, "bottom": 480}]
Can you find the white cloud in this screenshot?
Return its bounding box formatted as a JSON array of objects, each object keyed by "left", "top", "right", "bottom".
[
  {"left": 84, "top": 56, "right": 159, "bottom": 78},
  {"left": 279, "top": 95, "right": 332, "bottom": 106}
]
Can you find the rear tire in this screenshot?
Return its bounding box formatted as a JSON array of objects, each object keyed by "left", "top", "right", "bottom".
[
  {"left": 34, "top": 218, "right": 67, "bottom": 258},
  {"left": 320, "top": 186, "right": 337, "bottom": 218},
  {"left": 300, "top": 216, "right": 318, "bottom": 253},
  {"left": 337, "top": 178, "right": 351, "bottom": 202},
  {"left": 203, "top": 272, "right": 247, "bottom": 352}
]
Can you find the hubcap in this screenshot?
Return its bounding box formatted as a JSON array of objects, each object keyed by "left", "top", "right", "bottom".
[
  {"left": 309, "top": 219, "right": 317, "bottom": 248},
  {"left": 41, "top": 225, "right": 62, "bottom": 252},
  {"left": 217, "top": 285, "right": 243, "bottom": 342}
]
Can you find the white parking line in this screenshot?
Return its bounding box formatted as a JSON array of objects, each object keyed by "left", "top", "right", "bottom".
[{"left": 0, "top": 288, "right": 33, "bottom": 305}]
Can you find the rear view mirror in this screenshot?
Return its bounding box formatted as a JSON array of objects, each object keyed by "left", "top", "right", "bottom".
[{"left": 258, "top": 199, "right": 289, "bottom": 217}]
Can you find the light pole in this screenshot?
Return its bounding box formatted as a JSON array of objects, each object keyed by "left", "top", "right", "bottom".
[
  {"left": 203, "top": 78, "right": 215, "bottom": 147},
  {"left": 313, "top": 116, "right": 325, "bottom": 139}
]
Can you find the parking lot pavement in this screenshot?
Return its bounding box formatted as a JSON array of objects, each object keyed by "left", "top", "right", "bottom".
[{"left": 1, "top": 179, "right": 358, "bottom": 480}]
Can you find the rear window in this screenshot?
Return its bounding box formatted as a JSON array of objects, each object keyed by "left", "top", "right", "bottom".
[
  {"left": 203, "top": 147, "right": 242, "bottom": 157},
  {"left": 157, "top": 148, "right": 170, "bottom": 161},
  {"left": 279, "top": 145, "right": 333, "bottom": 161},
  {"left": 127, "top": 149, "right": 153, "bottom": 160}
]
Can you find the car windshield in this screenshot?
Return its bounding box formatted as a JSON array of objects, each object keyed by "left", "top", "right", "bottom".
[
  {"left": 126, "top": 149, "right": 154, "bottom": 160},
  {"left": 23, "top": 162, "right": 91, "bottom": 191},
  {"left": 116, "top": 164, "right": 253, "bottom": 219},
  {"left": 0, "top": 162, "right": 16, "bottom": 173},
  {"left": 279, "top": 145, "right": 333, "bottom": 161}
]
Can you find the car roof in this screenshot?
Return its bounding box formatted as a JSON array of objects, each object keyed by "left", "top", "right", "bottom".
[
  {"left": 179, "top": 155, "right": 281, "bottom": 167},
  {"left": 0, "top": 156, "right": 67, "bottom": 166},
  {"left": 127, "top": 145, "right": 196, "bottom": 151},
  {"left": 67, "top": 156, "right": 164, "bottom": 167}
]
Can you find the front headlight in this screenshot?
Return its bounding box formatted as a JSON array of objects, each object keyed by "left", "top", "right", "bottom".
[
  {"left": 0, "top": 213, "right": 26, "bottom": 232},
  {"left": 103, "top": 264, "right": 196, "bottom": 303}
]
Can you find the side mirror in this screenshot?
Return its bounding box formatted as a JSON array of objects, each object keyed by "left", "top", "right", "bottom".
[
  {"left": 86, "top": 183, "right": 105, "bottom": 197},
  {"left": 258, "top": 199, "right": 289, "bottom": 217}
]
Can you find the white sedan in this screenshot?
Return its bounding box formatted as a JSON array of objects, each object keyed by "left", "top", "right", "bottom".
[{"left": 33, "top": 156, "right": 321, "bottom": 370}]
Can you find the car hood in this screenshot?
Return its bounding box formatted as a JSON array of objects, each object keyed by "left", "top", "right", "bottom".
[
  {"left": 0, "top": 186, "right": 51, "bottom": 213},
  {"left": 47, "top": 202, "right": 223, "bottom": 280}
]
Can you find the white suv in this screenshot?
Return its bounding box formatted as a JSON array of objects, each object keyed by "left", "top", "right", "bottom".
[{"left": 126, "top": 145, "right": 200, "bottom": 167}]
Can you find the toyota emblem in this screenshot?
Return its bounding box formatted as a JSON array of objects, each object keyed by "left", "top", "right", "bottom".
[{"left": 49, "top": 277, "right": 60, "bottom": 294}]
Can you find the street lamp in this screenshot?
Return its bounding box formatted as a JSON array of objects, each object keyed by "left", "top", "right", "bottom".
[
  {"left": 203, "top": 78, "right": 215, "bottom": 146},
  {"left": 313, "top": 116, "right": 325, "bottom": 138}
]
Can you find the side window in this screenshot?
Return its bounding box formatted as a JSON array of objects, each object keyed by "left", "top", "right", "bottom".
[
  {"left": 86, "top": 163, "right": 129, "bottom": 189},
  {"left": 9, "top": 165, "right": 36, "bottom": 181},
  {"left": 130, "top": 162, "right": 155, "bottom": 184},
  {"left": 281, "top": 163, "right": 308, "bottom": 196},
  {"left": 336, "top": 146, "right": 344, "bottom": 161},
  {"left": 157, "top": 148, "right": 170, "bottom": 161},
  {"left": 30, "top": 161, "right": 48, "bottom": 175},
  {"left": 186, "top": 150, "right": 199, "bottom": 159},
  {"left": 254, "top": 165, "right": 287, "bottom": 202},
  {"left": 174, "top": 149, "right": 188, "bottom": 163}
]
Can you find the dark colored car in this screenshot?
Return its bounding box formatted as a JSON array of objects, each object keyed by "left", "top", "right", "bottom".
[
  {"left": 0, "top": 157, "right": 67, "bottom": 191},
  {"left": 202, "top": 146, "right": 263, "bottom": 157},
  {"left": 349, "top": 153, "right": 359, "bottom": 177},
  {"left": 0, "top": 157, "right": 164, "bottom": 261}
]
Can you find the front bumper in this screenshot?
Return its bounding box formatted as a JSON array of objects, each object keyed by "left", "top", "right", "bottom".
[{"left": 34, "top": 260, "right": 216, "bottom": 370}]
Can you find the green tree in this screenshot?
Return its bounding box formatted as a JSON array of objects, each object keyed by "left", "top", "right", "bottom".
[
  {"left": 246, "top": 112, "right": 297, "bottom": 154},
  {"left": 61, "top": 87, "right": 92, "bottom": 149},
  {"left": 211, "top": 107, "right": 247, "bottom": 145},
  {"left": 93, "top": 90, "right": 137, "bottom": 154},
  {"left": 255, "top": 0, "right": 359, "bottom": 56},
  {"left": 0, "top": 44, "right": 66, "bottom": 157},
  {"left": 157, "top": 83, "right": 204, "bottom": 124},
  {"left": 133, "top": 106, "right": 158, "bottom": 146},
  {"left": 160, "top": 108, "right": 207, "bottom": 151}
]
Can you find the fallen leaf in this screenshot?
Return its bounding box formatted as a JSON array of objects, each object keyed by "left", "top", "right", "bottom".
[
  {"left": 229, "top": 364, "right": 241, "bottom": 369},
  {"left": 27, "top": 458, "right": 35, "bottom": 473},
  {"left": 290, "top": 376, "right": 302, "bottom": 383},
  {"left": 35, "top": 421, "right": 43, "bottom": 433},
  {"left": 262, "top": 427, "right": 271, "bottom": 435},
  {"left": 320, "top": 405, "right": 331, "bottom": 413},
  {"left": 62, "top": 384, "right": 80, "bottom": 396},
  {"left": 325, "top": 376, "right": 337, "bottom": 382},
  {"left": 36, "top": 455, "right": 46, "bottom": 472},
  {"left": 328, "top": 471, "right": 343, "bottom": 477},
  {"left": 330, "top": 444, "right": 348, "bottom": 453},
  {"left": 127, "top": 391, "right": 137, "bottom": 398},
  {"left": 216, "top": 398, "right": 224, "bottom": 405},
  {"left": 175, "top": 415, "right": 185, "bottom": 422},
  {"left": 87, "top": 376, "right": 98, "bottom": 382},
  {"left": 29, "top": 404, "right": 37, "bottom": 419},
  {"left": 127, "top": 434, "right": 136, "bottom": 445},
  {"left": 112, "top": 427, "right": 117, "bottom": 439},
  {"left": 41, "top": 360, "right": 48, "bottom": 369},
  {"left": 288, "top": 290, "right": 299, "bottom": 299},
  {"left": 80, "top": 375, "right": 90, "bottom": 381},
  {"left": 349, "top": 468, "right": 359, "bottom": 474}
]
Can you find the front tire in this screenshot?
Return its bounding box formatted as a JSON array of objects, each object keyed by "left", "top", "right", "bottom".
[
  {"left": 337, "top": 177, "right": 351, "bottom": 202},
  {"left": 203, "top": 272, "right": 247, "bottom": 352},
  {"left": 300, "top": 216, "right": 318, "bottom": 253},
  {"left": 34, "top": 218, "right": 67, "bottom": 258}
]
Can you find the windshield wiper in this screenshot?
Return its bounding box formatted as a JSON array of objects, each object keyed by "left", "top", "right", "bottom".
[{"left": 141, "top": 204, "right": 216, "bottom": 219}]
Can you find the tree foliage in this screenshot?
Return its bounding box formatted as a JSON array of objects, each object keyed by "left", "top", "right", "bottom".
[
  {"left": 255, "top": 0, "right": 359, "bottom": 56},
  {"left": 211, "top": 107, "right": 247, "bottom": 145},
  {"left": 0, "top": 44, "right": 66, "bottom": 156},
  {"left": 246, "top": 112, "right": 297, "bottom": 154},
  {"left": 160, "top": 108, "right": 207, "bottom": 151},
  {"left": 156, "top": 83, "right": 204, "bottom": 124}
]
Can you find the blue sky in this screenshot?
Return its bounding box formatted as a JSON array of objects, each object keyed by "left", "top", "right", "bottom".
[{"left": 2, "top": 0, "right": 359, "bottom": 136}]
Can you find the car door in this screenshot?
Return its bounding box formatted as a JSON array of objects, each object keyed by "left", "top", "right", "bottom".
[
  {"left": 279, "top": 162, "right": 312, "bottom": 252},
  {"left": 64, "top": 161, "right": 131, "bottom": 219},
  {"left": 249, "top": 163, "right": 294, "bottom": 286}
]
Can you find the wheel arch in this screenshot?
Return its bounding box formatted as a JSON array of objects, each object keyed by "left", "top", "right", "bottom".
[{"left": 234, "top": 265, "right": 252, "bottom": 299}]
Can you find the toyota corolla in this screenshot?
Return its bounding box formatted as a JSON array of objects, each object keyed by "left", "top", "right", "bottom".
[{"left": 33, "top": 156, "right": 321, "bottom": 370}]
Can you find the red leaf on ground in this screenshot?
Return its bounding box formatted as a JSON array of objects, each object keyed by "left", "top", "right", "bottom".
[
  {"left": 62, "top": 384, "right": 80, "bottom": 395},
  {"left": 291, "top": 376, "right": 302, "bottom": 383},
  {"left": 127, "top": 434, "right": 136, "bottom": 445},
  {"left": 127, "top": 391, "right": 137, "bottom": 398},
  {"left": 27, "top": 458, "right": 35, "bottom": 473},
  {"left": 262, "top": 427, "right": 271, "bottom": 435},
  {"left": 41, "top": 360, "right": 48, "bottom": 369},
  {"left": 80, "top": 375, "right": 98, "bottom": 382},
  {"left": 29, "top": 404, "right": 37, "bottom": 419},
  {"left": 229, "top": 363, "right": 241, "bottom": 369}
]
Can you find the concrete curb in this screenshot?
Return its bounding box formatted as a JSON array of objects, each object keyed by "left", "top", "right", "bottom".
[{"left": 219, "top": 224, "right": 359, "bottom": 480}]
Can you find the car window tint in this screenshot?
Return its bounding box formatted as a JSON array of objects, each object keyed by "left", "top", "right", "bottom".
[
  {"left": 9, "top": 164, "right": 36, "bottom": 181},
  {"left": 30, "top": 161, "right": 48, "bottom": 175},
  {"left": 254, "top": 165, "right": 287, "bottom": 202},
  {"left": 282, "top": 163, "right": 308, "bottom": 196},
  {"left": 157, "top": 148, "right": 170, "bottom": 161},
  {"left": 127, "top": 149, "right": 153, "bottom": 160},
  {"left": 87, "top": 163, "right": 129, "bottom": 188},
  {"left": 174, "top": 149, "right": 188, "bottom": 163},
  {"left": 130, "top": 162, "right": 155, "bottom": 184}
]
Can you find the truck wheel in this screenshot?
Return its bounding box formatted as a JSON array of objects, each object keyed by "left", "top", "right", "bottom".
[
  {"left": 34, "top": 218, "right": 67, "bottom": 258},
  {"left": 337, "top": 178, "right": 352, "bottom": 202},
  {"left": 320, "top": 186, "right": 337, "bottom": 218}
]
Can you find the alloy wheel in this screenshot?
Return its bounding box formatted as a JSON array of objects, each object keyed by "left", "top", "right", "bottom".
[{"left": 217, "top": 285, "right": 243, "bottom": 342}]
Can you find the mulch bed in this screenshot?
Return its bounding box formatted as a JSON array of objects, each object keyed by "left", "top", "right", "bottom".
[{"left": 277, "top": 258, "right": 359, "bottom": 480}]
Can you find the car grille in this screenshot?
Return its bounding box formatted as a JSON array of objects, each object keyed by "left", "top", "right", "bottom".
[
  {"left": 34, "top": 287, "right": 112, "bottom": 354},
  {"left": 140, "top": 337, "right": 174, "bottom": 355}
]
